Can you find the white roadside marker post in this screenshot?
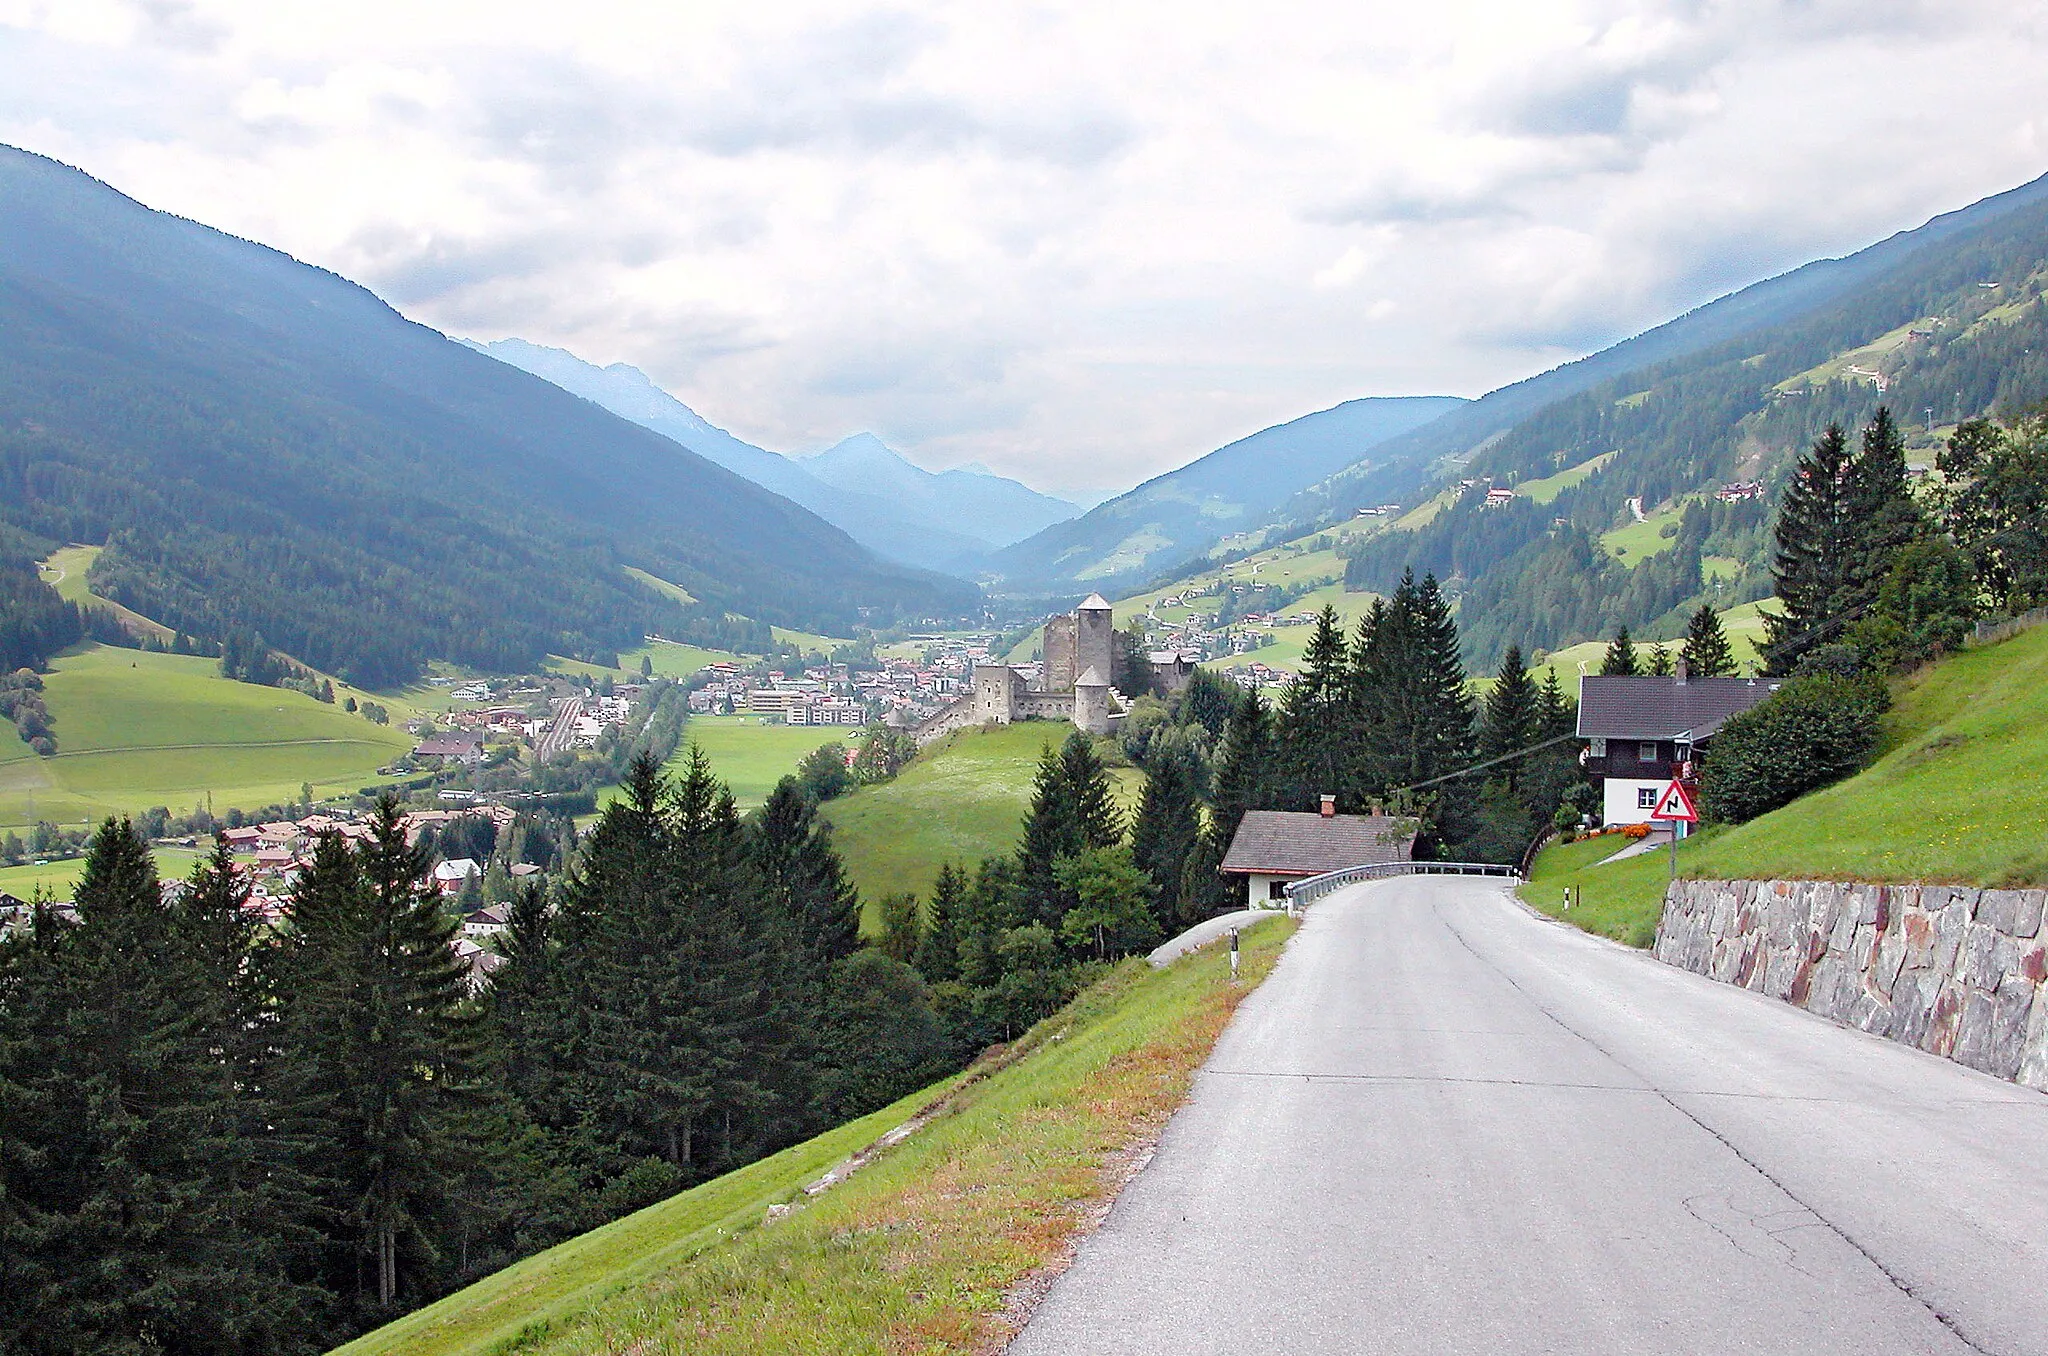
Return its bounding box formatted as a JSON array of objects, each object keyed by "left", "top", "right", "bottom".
[{"left": 1229, "top": 927, "right": 1240, "bottom": 982}]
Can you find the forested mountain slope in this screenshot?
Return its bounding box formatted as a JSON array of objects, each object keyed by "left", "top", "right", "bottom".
[
  {"left": 1339, "top": 178, "right": 2048, "bottom": 668},
  {"left": 990, "top": 394, "right": 1465, "bottom": 591},
  {"left": 0, "top": 146, "right": 974, "bottom": 686},
  {"left": 470, "top": 341, "right": 1074, "bottom": 571},
  {"left": 1287, "top": 170, "right": 2048, "bottom": 529}
]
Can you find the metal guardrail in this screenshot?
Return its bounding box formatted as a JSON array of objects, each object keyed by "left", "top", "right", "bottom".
[{"left": 1283, "top": 859, "right": 1523, "bottom": 908}]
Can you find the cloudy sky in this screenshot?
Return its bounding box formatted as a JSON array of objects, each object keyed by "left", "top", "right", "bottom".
[{"left": 2, "top": 1, "right": 2045, "bottom": 497}]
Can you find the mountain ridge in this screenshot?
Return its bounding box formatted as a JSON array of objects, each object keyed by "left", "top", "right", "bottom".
[
  {"left": 468, "top": 339, "right": 1075, "bottom": 571},
  {"left": 0, "top": 144, "right": 973, "bottom": 685},
  {"left": 989, "top": 394, "right": 1468, "bottom": 591}
]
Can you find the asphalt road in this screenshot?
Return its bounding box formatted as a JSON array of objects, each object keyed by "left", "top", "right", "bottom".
[{"left": 1010, "top": 876, "right": 2048, "bottom": 1356}]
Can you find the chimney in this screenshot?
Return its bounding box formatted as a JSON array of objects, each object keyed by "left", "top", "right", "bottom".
[
  {"left": 1319, "top": 794, "right": 1336, "bottom": 818},
  {"left": 1674, "top": 656, "right": 1689, "bottom": 685}
]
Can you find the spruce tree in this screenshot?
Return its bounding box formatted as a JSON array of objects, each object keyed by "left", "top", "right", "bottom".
[
  {"left": 1846, "top": 406, "right": 1927, "bottom": 610},
  {"left": 1275, "top": 605, "right": 1352, "bottom": 809},
  {"left": 1537, "top": 669, "right": 1576, "bottom": 738},
  {"left": 1366, "top": 571, "right": 1473, "bottom": 793},
  {"left": 1479, "top": 644, "right": 1540, "bottom": 788},
  {"left": 750, "top": 775, "right": 862, "bottom": 969},
  {"left": 1680, "top": 604, "right": 1737, "bottom": 676},
  {"left": 276, "top": 801, "right": 481, "bottom": 1314},
  {"left": 1646, "top": 643, "right": 1674, "bottom": 676},
  {"left": 1058, "top": 731, "right": 1123, "bottom": 850},
  {"left": 1210, "top": 688, "right": 1273, "bottom": 845},
  {"left": 1763, "top": 422, "right": 1859, "bottom": 672},
  {"left": 912, "top": 862, "right": 966, "bottom": 985},
  {"left": 1014, "top": 743, "right": 1080, "bottom": 930},
  {"left": 1129, "top": 746, "right": 1203, "bottom": 933},
  {"left": 1600, "top": 627, "right": 1641, "bottom": 676}
]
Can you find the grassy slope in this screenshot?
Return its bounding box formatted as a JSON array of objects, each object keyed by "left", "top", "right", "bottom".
[
  {"left": 1524, "top": 622, "right": 2048, "bottom": 944},
  {"left": 669, "top": 715, "right": 851, "bottom": 810},
  {"left": 1516, "top": 451, "right": 1615, "bottom": 504},
  {"left": 0, "top": 647, "right": 416, "bottom": 831},
  {"left": 39, "top": 544, "right": 172, "bottom": 642},
  {"left": 0, "top": 847, "right": 205, "bottom": 898},
  {"left": 822, "top": 722, "right": 1144, "bottom": 905},
  {"left": 333, "top": 916, "right": 1294, "bottom": 1356},
  {"left": 1531, "top": 599, "right": 1770, "bottom": 686}
]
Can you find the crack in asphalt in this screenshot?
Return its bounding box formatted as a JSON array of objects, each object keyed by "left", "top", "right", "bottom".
[
  {"left": 1433, "top": 896, "right": 2002, "bottom": 1356},
  {"left": 1198, "top": 1066, "right": 2029, "bottom": 1108}
]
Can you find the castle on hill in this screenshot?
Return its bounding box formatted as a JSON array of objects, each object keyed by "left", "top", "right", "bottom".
[{"left": 911, "top": 594, "right": 1126, "bottom": 743}]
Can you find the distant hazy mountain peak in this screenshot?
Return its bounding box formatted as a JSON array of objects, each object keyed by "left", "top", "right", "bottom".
[{"left": 473, "top": 342, "right": 1078, "bottom": 563}]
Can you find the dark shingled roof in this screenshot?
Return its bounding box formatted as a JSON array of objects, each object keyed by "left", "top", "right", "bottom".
[
  {"left": 1220, "top": 811, "right": 1416, "bottom": 878},
  {"left": 1576, "top": 675, "right": 1779, "bottom": 742}
]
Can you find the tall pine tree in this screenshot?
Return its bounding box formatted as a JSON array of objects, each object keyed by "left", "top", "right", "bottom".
[
  {"left": 1600, "top": 627, "right": 1641, "bottom": 676},
  {"left": 275, "top": 800, "right": 482, "bottom": 1315},
  {"left": 1129, "top": 745, "right": 1204, "bottom": 932},
  {"left": 1763, "top": 422, "right": 1860, "bottom": 673},
  {"left": 1275, "top": 605, "right": 1352, "bottom": 809},
  {"left": 1479, "top": 644, "right": 1539, "bottom": 789},
  {"left": 1680, "top": 604, "right": 1737, "bottom": 676}
]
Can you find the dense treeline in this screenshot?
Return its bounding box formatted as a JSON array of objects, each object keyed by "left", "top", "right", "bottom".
[{"left": 0, "top": 766, "right": 966, "bottom": 1348}]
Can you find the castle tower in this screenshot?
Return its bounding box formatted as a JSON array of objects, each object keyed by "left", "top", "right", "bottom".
[
  {"left": 1075, "top": 593, "right": 1114, "bottom": 692},
  {"left": 1043, "top": 614, "right": 1078, "bottom": 692},
  {"left": 1072, "top": 665, "right": 1111, "bottom": 736}
]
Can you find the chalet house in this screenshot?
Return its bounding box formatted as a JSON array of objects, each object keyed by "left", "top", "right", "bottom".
[
  {"left": 1577, "top": 664, "right": 1778, "bottom": 826},
  {"left": 464, "top": 902, "right": 511, "bottom": 938},
  {"left": 413, "top": 732, "right": 485, "bottom": 763},
  {"left": 1219, "top": 797, "right": 1417, "bottom": 907},
  {"left": 220, "top": 825, "right": 265, "bottom": 852},
  {"left": 256, "top": 822, "right": 301, "bottom": 851}
]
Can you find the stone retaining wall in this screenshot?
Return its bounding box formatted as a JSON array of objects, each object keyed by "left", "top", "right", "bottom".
[{"left": 1655, "top": 879, "right": 2048, "bottom": 1089}]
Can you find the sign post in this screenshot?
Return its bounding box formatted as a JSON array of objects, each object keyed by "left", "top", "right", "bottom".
[{"left": 1649, "top": 779, "right": 1699, "bottom": 884}]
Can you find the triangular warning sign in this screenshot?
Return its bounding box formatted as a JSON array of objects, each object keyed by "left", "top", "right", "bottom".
[{"left": 1650, "top": 779, "right": 1698, "bottom": 822}]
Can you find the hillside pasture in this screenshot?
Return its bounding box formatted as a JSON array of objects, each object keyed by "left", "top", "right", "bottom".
[
  {"left": 0, "top": 646, "right": 414, "bottom": 831},
  {"left": 823, "top": 721, "right": 1143, "bottom": 907},
  {"left": 672, "top": 715, "right": 852, "bottom": 809}
]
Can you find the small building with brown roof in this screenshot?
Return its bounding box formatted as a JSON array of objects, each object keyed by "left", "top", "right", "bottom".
[{"left": 1219, "top": 798, "right": 1417, "bottom": 908}]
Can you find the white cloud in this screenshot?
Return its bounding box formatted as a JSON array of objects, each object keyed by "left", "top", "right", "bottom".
[{"left": 1, "top": 0, "right": 2045, "bottom": 495}]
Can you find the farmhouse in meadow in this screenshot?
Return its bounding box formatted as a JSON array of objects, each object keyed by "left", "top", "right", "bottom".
[
  {"left": 1576, "top": 662, "right": 1777, "bottom": 826},
  {"left": 1219, "top": 796, "right": 1417, "bottom": 908}
]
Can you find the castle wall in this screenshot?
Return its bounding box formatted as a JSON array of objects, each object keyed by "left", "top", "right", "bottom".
[
  {"left": 1043, "top": 616, "right": 1078, "bottom": 692},
  {"left": 973, "top": 665, "right": 1022, "bottom": 724}
]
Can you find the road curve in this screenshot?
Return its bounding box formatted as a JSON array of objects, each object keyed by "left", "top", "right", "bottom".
[{"left": 1011, "top": 876, "right": 2048, "bottom": 1356}]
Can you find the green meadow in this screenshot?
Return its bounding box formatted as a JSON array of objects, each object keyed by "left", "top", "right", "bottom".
[
  {"left": 670, "top": 715, "right": 853, "bottom": 809},
  {"left": 0, "top": 646, "right": 415, "bottom": 831},
  {"left": 823, "top": 721, "right": 1144, "bottom": 906},
  {"left": 0, "top": 847, "right": 207, "bottom": 900}
]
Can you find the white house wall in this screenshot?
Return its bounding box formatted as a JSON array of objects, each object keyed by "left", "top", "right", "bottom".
[{"left": 1603, "top": 777, "right": 1669, "bottom": 826}]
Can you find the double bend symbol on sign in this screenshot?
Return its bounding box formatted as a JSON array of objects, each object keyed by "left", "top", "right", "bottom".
[{"left": 1650, "top": 779, "right": 1698, "bottom": 823}]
